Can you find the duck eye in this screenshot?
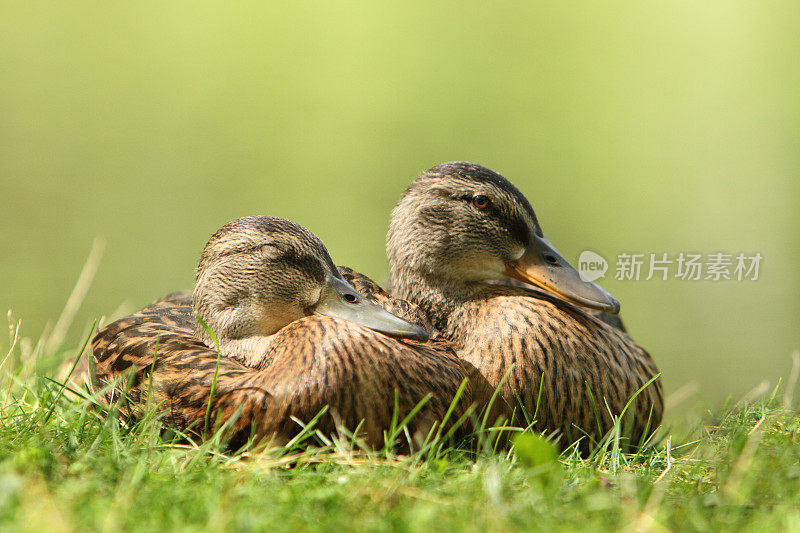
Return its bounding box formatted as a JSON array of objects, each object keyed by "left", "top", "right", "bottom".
[
  {"left": 472, "top": 195, "right": 491, "bottom": 210},
  {"left": 343, "top": 293, "right": 358, "bottom": 303}
]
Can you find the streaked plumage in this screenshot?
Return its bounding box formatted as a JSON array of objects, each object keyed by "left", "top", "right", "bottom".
[
  {"left": 388, "top": 162, "right": 663, "bottom": 450},
  {"left": 92, "top": 217, "right": 491, "bottom": 448}
]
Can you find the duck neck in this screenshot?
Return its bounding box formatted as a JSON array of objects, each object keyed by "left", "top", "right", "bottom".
[
  {"left": 390, "top": 267, "right": 485, "bottom": 331},
  {"left": 220, "top": 336, "right": 276, "bottom": 369},
  {"left": 194, "top": 321, "right": 276, "bottom": 369}
]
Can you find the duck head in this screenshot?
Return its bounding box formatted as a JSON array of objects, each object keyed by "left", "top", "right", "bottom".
[
  {"left": 387, "top": 162, "right": 620, "bottom": 314},
  {"left": 194, "top": 216, "right": 428, "bottom": 345}
]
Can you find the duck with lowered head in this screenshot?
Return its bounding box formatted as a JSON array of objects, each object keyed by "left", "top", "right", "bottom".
[{"left": 92, "top": 216, "right": 491, "bottom": 448}]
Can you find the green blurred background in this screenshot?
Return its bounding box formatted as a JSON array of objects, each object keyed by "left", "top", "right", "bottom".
[{"left": 2, "top": 1, "right": 798, "bottom": 414}]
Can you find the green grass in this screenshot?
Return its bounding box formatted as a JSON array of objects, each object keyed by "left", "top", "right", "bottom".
[{"left": 3, "top": 325, "right": 800, "bottom": 532}]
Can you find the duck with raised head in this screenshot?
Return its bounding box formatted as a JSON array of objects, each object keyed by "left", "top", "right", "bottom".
[
  {"left": 92, "top": 216, "right": 491, "bottom": 448},
  {"left": 387, "top": 162, "right": 663, "bottom": 450}
]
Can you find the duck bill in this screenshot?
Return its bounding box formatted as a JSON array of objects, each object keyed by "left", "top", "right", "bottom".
[
  {"left": 312, "top": 275, "right": 429, "bottom": 341},
  {"left": 503, "top": 233, "right": 621, "bottom": 314}
]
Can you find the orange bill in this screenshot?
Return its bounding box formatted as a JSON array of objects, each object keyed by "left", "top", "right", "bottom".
[{"left": 504, "top": 233, "right": 621, "bottom": 314}]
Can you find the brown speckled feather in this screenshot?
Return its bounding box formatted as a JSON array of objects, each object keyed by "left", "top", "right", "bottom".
[
  {"left": 92, "top": 271, "right": 493, "bottom": 449},
  {"left": 396, "top": 281, "right": 663, "bottom": 451}
]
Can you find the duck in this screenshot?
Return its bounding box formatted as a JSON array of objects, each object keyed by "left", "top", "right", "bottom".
[
  {"left": 387, "top": 162, "right": 664, "bottom": 451},
  {"left": 92, "top": 216, "right": 492, "bottom": 449}
]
